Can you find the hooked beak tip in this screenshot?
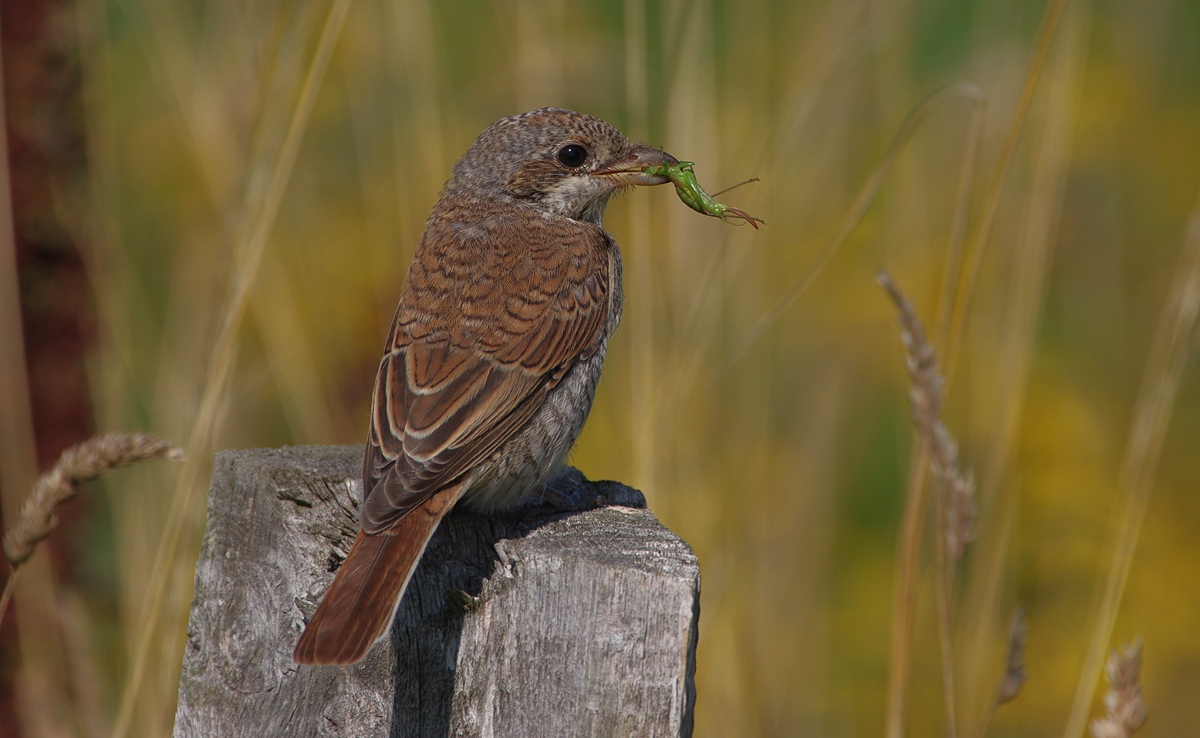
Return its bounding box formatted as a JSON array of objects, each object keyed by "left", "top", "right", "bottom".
[{"left": 598, "top": 145, "right": 678, "bottom": 186}]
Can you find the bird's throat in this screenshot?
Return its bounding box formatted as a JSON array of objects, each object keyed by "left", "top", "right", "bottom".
[{"left": 542, "top": 176, "right": 616, "bottom": 225}]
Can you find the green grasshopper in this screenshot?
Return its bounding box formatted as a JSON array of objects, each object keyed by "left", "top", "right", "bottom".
[{"left": 643, "top": 158, "right": 764, "bottom": 229}]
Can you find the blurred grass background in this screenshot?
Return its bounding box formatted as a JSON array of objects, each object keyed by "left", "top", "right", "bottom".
[{"left": 1, "top": 0, "right": 1198, "bottom": 735}]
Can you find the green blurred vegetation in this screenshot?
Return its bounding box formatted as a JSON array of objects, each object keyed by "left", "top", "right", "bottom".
[{"left": 5, "top": 0, "right": 1200, "bottom": 735}]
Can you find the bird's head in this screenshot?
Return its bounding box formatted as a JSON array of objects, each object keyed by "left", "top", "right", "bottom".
[{"left": 448, "top": 107, "right": 677, "bottom": 224}]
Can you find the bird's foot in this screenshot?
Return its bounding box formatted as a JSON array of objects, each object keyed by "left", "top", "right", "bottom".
[{"left": 534, "top": 467, "right": 647, "bottom": 512}]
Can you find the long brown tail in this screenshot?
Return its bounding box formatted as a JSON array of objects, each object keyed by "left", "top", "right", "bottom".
[{"left": 293, "top": 486, "right": 460, "bottom": 665}]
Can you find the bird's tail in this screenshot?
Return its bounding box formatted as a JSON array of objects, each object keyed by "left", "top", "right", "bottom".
[{"left": 293, "top": 485, "right": 460, "bottom": 665}]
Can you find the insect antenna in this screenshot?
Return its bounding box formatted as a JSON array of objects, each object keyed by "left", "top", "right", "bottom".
[{"left": 711, "top": 177, "right": 761, "bottom": 197}]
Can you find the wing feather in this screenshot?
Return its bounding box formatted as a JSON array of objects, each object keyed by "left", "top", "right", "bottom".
[{"left": 359, "top": 212, "right": 613, "bottom": 532}]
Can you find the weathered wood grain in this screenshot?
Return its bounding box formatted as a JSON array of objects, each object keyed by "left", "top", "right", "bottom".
[{"left": 173, "top": 446, "right": 699, "bottom": 737}]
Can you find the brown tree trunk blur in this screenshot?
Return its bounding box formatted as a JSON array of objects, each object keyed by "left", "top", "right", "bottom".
[{"left": 0, "top": 0, "right": 92, "bottom": 736}]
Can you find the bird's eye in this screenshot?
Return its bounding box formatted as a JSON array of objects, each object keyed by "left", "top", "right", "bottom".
[{"left": 556, "top": 144, "right": 589, "bottom": 168}]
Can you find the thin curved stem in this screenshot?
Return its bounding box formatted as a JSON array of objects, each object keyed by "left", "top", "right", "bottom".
[
  {"left": 108, "top": 2, "right": 354, "bottom": 735},
  {"left": 724, "top": 82, "right": 986, "bottom": 375}
]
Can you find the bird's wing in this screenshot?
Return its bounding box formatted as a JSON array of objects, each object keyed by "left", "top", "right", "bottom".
[{"left": 359, "top": 212, "right": 612, "bottom": 532}]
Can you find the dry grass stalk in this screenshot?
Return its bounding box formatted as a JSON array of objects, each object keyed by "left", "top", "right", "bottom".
[
  {"left": 886, "top": 3, "right": 1072, "bottom": 734},
  {"left": 1089, "top": 640, "right": 1147, "bottom": 738},
  {"left": 974, "top": 605, "right": 1028, "bottom": 738},
  {"left": 0, "top": 432, "right": 183, "bottom": 632},
  {"left": 1064, "top": 189, "right": 1200, "bottom": 738},
  {"left": 3, "top": 432, "right": 184, "bottom": 568},
  {"left": 996, "top": 606, "right": 1028, "bottom": 705},
  {"left": 940, "top": 0, "right": 1071, "bottom": 388},
  {"left": 883, "top": 82, "right": 986, "bottom": 738},
  {"left": 878, "top": 271, "right": 976, "bottom": 560},
  {"left": 728, "top": 83, "right": 985, "bottom": 373},
  {"left": 109, "top": 4, "right": 354, "bottom": 736},
  {"left": 879, "top": 270, "right": 979, "bottom": 738}
]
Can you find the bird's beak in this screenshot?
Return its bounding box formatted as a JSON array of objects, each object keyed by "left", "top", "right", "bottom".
[{"left": 596, "top": 145, "right": 679, "bottom": 186}]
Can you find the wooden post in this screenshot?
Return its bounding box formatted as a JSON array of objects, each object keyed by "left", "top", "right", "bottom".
[{"left": 173, "top": 446, "right": 700, "bottom": 737}]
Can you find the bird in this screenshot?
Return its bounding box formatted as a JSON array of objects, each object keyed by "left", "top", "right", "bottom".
[{"left": 293, "top": 107, "right": 677, "bottom": 665}]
